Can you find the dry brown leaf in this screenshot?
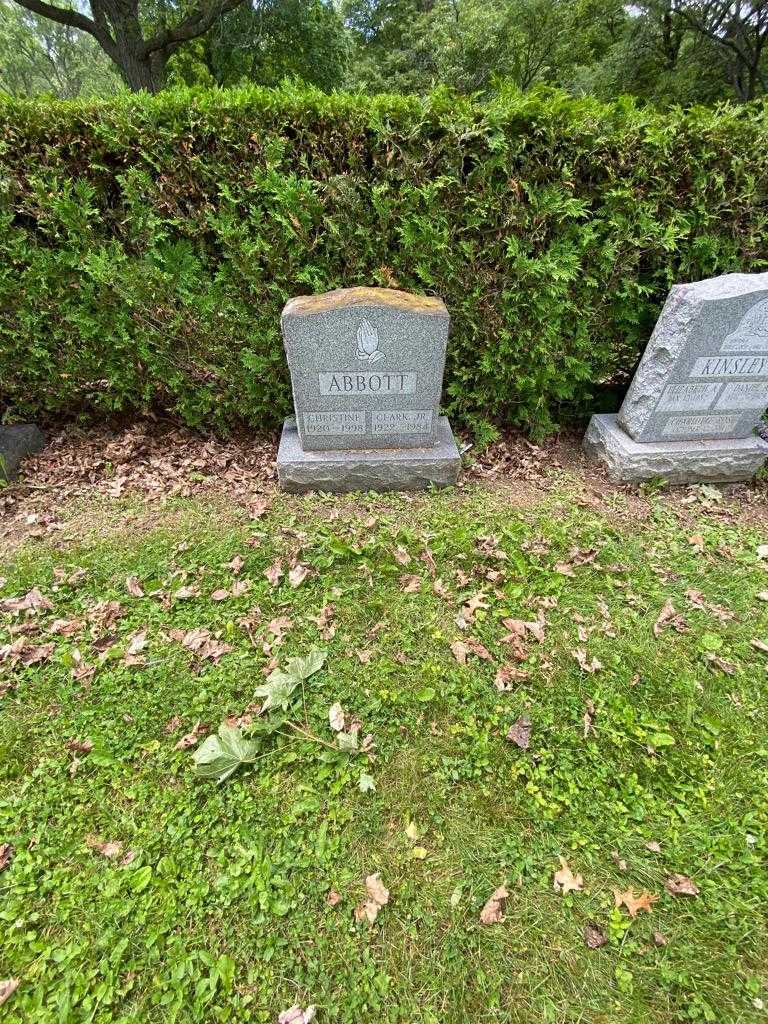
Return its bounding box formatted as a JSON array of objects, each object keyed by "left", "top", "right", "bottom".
[
  {"left": 326, "top": 890, "right": 342, "bottom": 907},
  {"left": 211, "top": 588, "right": 230, "bottom": 602},
  {"left": 433, "top": 579, "right": 450, "bottom": 599},
  {"left": 0, "top": 843, "right": 14, "bottom": 872},
  {"left": 645, "top": 840, "right": 662, "bottom": 854},
  {"left": 328, "top": 703, "right": 345, "bottom": 732},
  {"left": 172, "top": 584, "right": 200, "bottom": 600},
  {"left": 479, "top": 885, "right": 509, "bottom": 925},
  {"left": 495, "top": 664, "right": 529, "bottom": 690},
  {"left": 48, "top": 617, "right": 84, "bottom": 637},
  {"left": 125, "top": 575, "right": 144, "bottom": 598},
  {"left": 400, "top": 574, "right": 422, "bottom": 593},
  {"left": 684, "top": 588, "right": 734, "bottom": 623},
  {"left": 1, "top": 587, "right": 53, "bottom": 614},
  {"left": 751, "top": 638, "right": 768, "bottom": 654},
  {"left": 357, "top": 649, "right": 372, "bottom": 664},
  {"left": 174, "top": 721, "right": 207, "bottom": 750},
  {"left": 289, "top": 563, "right": 310, "bottom": 588},
  {"left": 0, "top": 979, "right": 19, "bottom": 1007},
  {"left": 267, "top": 617, "right": 292, "bottom": 644},
  {"left": 554, "top": 561, "right": 575, "bottom": 577},
  {"left": 653, "top": 931, "right": 668, "bottom": 946},
  {"left": 227, "top": 555, "right": 245, "bottom": 574},
  {"left": 573, "top": 648, "right": 602, "bottom": 674},
  {"left": 265, "top": 559, "right": 283, "bottom": 587},
  {"left": 466, "top": 638, "right": 492, "bottom": 661},
  {"left": 65, "top": 738, "right": 93, "bottom": 754},
  {"left": 506, "top": 716, "right": 532, "bottom": 750},
  {"left": 553, "top": 856, "right": 584, "bottom": 895},
  {"left": 393, "top": 546, "right": 411, "bottom": 566},
  {"left": 450, "top": 640, "right": 469, "bottom": 665},
  {"left": 665, "top": 874, "right": 699, "bottom": 897},
  {"left": 85, "top": 836, "right": 123, "bottom": 859},
  {"left": 613, "top": 888, "right": 658, "bottom": 917},
  {"left": 354, "top": 872, "right": 390, "bottom": 923},
  {"left": 584, "top": 922, "right": 607, "bottom": 949},
  {"left": 583, "top": 700, "right": 596, "bottom": 738},
  {"left": 653, "top": 599, "right": 687, "bottom": 638}
]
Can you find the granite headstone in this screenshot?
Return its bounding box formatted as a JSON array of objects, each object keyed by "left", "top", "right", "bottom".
[
  {"left": 584, "top": 273, "right": 768, "bottom": 482},
  {"left": 277, "top": 287, "right": 461, "bottom": 492}
]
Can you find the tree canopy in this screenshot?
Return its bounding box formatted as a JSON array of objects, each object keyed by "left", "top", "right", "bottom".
[{"left": 1, "top": 0, "right": 767, "bottom": 104}]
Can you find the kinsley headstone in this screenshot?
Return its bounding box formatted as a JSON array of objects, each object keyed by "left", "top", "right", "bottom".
[
  {"left": 276, "top": 287, "right": 461, "bottom": 492},
  {"left": 584, "top": 272, "right": 768, "bottom": 483}
]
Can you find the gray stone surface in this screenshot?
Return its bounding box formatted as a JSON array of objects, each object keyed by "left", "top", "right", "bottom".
[
  {"left": 618, "top": 272, "right": 768, "bottom": 442},
  {"left": 0, "top": 424, "right": 45, "bottom": 482},
  {"left": 277, "top": 416, "right": 461, "bottom": 493},
  {"left": 281, "top": 287, "right": 449, "bottom": 451},
  {"left": 584, "top": 413, "right": 768, "bottom": 484}
]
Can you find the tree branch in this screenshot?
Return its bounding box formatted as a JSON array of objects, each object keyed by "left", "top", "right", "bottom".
[
  {"left": 140, "top": 0, "right": 245, "bottom": 57},
  {"left": 11, "top": 0, "right": 99, "bottom": 39}
]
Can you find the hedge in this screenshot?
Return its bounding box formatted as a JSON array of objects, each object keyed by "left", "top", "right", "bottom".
[{"left": 1, "top": 83, "right": 768, "bottom": 437}]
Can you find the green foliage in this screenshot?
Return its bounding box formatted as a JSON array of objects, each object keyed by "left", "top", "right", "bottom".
[
  {"left": 1, "top": 83, "right": 768, "bottom": 435},
  {"left": 2, "top": 483, "right": 768, "bottom": 1021}
]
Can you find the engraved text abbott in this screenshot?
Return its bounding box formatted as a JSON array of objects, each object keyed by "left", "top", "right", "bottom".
[{"left": 318, "top": 371, "right": 417, "bottom": 396}]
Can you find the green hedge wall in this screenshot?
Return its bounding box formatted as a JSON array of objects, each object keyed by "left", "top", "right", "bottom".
[{"left": 1, "top": 83, "right": 768, "bottom": 436}]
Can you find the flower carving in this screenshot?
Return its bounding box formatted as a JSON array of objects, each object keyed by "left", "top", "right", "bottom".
[{"left": 356, "top": 320, "right": 384, "bottom": 363}]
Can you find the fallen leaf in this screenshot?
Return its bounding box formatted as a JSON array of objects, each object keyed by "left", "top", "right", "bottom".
[
  {"left": 684, "top": 588, "right": 734, "bottom": 623},
  {"left": 357, "top": 649, "right": 372, "bottom": 664},
  {"left": 506, "top": 716, "right": 532, "bottom": 750},
  {"left": 583, "top": 700, "right": 596, "bottom": 738},
  {"left": 327, "top": 890, "right": 342, "bottom": 907},
  {"left": 0, "top": 843, "right": 14, "bottom": 872},
  {"left": 450, "top": 640, "right": 469, "bottom": 665},
  {"left": 400, "top": 574, "right": 422, "bottom": 593},
  {"left": 278, "top": 1005, "right": 316, "bottom": 1024},
  {"left": 495, "top": 664, "right": 529, "bottom": 690},
  {"left": 433, "top": 579, "right": 450, "bottom": 599},
  {"left": 479, "top": 885, "right": 509, "bottom": 924},
  {"left": 554, "top": 561, "right": 575, "bottom": 577},
  {"left": 173, "top": 584, "right": 200, "bottom": 600},
  {"left": 393, "top": 546, "right": 411, "bottom": 566},
  {"left": 267, "top": 617, "right": 292, "bottom": 644},
  {"left": 174, "top": 721, "right": 207, "bottom": 750},
  {"left": 611, "top": 849, "right": 628, "bottom": 872},
  {"left": 354, "top": 872, "right": 390, "bottom": 923},
  {"left": 665, "top": 874, "right": 699, "bottom": 897},
  {"left": 573, "top": 648, "right": 602, "bottom": 674},
  {"left": 584, "top": 922, "right": 607, "bottom": 948},
  {"left": 65, "top": 738, "right": 93, "bottom": 754},
  {"left": 0, "top": 979, "right": 19, "bottom": 1007},
  {"left": 328, "top": 702, "right": 345, "bottom": 732},
  {"left": 85, "top": 836, "right": 123, "bottom": 859},
  {"left": 613, "top": 888, "right": 658, "bottom": 917},
  {"left": 125, "top": 575, "right": 144, "bottom": 598},
  {"left": 653, "top": 599, "right": 687, "bottom": 637},
  {"left": 466, "top": 638, "right": 492, "bottom": 660},
  {"left": 1, "top": 587, "right": 53, "bottom": 614},
  {"left": 553, "top": 856, "right": 583, "bottom": 895},
  {"left": 653, "top": 930, "right": 668, "bottom": 946},
  {"left": 645, "top": 840, "right": 662, "bottom": 854},
  {"left": 289, "top": 563, "right": 310, "bottom": 588},
  {"left": 227, "top": 555, "right": 244, "bottom": 574},
  {"left": 211, "top": 588, "right": 230, "bottom": 602},
  {"left": 265, "top": 559, "right": 283, "bottom": 587}
]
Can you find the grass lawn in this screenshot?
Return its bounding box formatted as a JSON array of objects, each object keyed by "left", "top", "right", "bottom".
[{"left": 1, "top": 468, "right": 767, "bottom": 1023}]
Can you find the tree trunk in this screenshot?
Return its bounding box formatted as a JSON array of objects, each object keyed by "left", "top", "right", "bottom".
[{"left": 114, "top": 40, "right": 167, "bottom": 92}]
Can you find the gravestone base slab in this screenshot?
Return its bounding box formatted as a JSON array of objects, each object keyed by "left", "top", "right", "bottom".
[
  {"left": 0, "top": 424, "right": 46, "bottom": 482},
  {"left": 277, "top": 416, "right": 461, "bottom": 493},
  {"left": 584, "top": 414, "right": 768, "bottom": 484}
]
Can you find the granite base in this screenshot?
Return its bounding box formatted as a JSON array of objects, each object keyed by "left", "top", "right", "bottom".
[
  {"left": 584, "top": 413, "right": 768, "bottom": 484},
  {"left": 277, "top": 416, "right": 461, "bottom": 493}
]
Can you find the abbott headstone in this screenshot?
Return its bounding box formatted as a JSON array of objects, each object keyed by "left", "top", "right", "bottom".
[
  {"left": 277, "top": 287, "right": 461, "bottom": 492},
  {"left": 584, "top": 272, "right": 768, "bottom": 482}
]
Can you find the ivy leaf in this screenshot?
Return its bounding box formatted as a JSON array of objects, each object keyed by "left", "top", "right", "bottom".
[
  {"left": 337, "top": 731, "right": 359, "bottom": 753},
  {"left": 358, "top": 772, "right": 376, "bottom": 793},
  {"left": 285, "top": 649, "right": 327, "bottom": 681},
  {"left": 253, "top": 669, "right": 300, "bottom": 713},
  {"left": 192, "top": 723, "right": 260, "bottom": 783},
  {"left": 253, "top": 650, "right": 327, "bottom": 713}
]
